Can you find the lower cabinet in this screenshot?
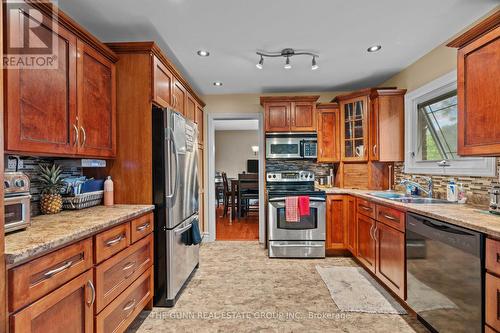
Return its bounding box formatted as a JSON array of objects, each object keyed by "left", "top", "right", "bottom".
[
  {"left": 345, "top": 196, "right": 356, "bottom": 255},
  {"left": 326, "top": 195, "right": 346, "bottom": 250},
  {"left": 10, "top": 270, "right": 94, "bottom": 333},
  {"left": 375, "top": 221, "right": 405, "bottom": 299},
  {"left": 356, "top": 213, "right": 376, "bottom": 273}
]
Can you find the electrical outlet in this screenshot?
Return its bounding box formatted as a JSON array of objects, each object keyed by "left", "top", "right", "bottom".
[
  {"left": 7, "top": 157, "right": 17, "bottom": 170},
  {"left": 6, "top": 156, "right": 23, "bottom": 171}
]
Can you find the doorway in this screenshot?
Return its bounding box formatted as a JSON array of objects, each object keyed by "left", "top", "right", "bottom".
[{"left": 206, "top": 113, "right": 265, "bottom": 243}]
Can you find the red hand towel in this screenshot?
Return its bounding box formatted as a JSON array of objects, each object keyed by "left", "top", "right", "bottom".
[
  {"left": 298, "top": 196, "right": 310, "bottom": 217},
  {"left": 285, "top": 196, "right": 299, "bottom": 222}
]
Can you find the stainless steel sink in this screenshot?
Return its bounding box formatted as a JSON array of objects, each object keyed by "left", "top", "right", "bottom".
[{"left": 368, "top": 192, "right": 454, "bottom": 204}]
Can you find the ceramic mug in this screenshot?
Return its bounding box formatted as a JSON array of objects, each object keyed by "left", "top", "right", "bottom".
[{"left": 355, "top": 145, "right": 365, "bottom": 157}]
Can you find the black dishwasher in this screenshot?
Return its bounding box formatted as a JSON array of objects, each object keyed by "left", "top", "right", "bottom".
[{"left": 406, "top": 213, "right": 484, "bottom": 333}]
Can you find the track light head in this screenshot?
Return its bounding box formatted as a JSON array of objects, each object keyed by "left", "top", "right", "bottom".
[
  {"left": 256, "top": 55, "right": 264, "bottom": 69},
  {"left": 284, "top": 56, "right": 292, "bottom": 70},
  {"left": 311, "top": 57, "right": 319, "bottom": 70}
]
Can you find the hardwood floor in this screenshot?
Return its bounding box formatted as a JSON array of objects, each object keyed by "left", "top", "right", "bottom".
[{"left": 215, "top": 207, "right": 259, "bottom": 241}]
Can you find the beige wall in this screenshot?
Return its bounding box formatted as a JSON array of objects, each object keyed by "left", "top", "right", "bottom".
[
  {"left": 215, "top": 130, "right": 259, "bottom": 179},
  {"left": 203, "top": 91, "right": 345, "bottom": 115}
]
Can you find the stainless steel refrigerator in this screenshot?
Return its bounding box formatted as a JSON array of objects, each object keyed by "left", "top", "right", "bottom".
[{"left": 152, "top": 107, "right": 200, "bottom": 307}]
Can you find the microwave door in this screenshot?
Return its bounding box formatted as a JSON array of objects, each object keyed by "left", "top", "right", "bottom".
[{"left": 266, "top": 137, "right": 301, "bottom": 159}]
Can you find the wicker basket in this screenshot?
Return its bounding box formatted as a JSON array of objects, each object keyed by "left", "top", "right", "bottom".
[{"left": 62, "top": 191, "right": 104, "bottom": 210}]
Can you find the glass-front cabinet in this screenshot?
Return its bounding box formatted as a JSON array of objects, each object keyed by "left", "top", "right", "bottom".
[{"left": 340, "top": 96, "right": 369, "bottom": 161}]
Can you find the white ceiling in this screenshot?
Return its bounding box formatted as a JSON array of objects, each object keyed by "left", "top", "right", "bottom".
[
  {"left": 214, "top": 119, "right": 259, "bottom": 131},
  {"left": 58, "top": 0, "right": 498, "bottom": 95}
]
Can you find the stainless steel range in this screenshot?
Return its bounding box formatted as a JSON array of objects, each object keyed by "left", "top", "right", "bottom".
[{"left": 267, "top": 171, "right": 326, "bottom": 258}]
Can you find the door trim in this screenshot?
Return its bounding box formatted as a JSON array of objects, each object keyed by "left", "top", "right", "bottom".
[{"left": 206, "top": 112, "right": 265, "bottom": 244}]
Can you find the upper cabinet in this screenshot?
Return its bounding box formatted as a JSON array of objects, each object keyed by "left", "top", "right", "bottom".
[
  {"left": 334, "top": 88, "right": 406, "bottom": 162},
  {"left": 316, "top": 103, "right": 341, "bottom": 163},
  {"left": 152, "top": 56, "right": 173, "bottom": 108},
  {"left": 261, "top": 96, "right": 320, "bottom": 132},
  {"left": 185, "top": 93, "right": 196, "bottom": 122},
  {"left": 195, "top": 104, "right": 204, "bottom": 145},
  {"left": 447, "top": 11, "right": 500, "bottom": 156},
  {"left": 4, "top": 0, "right": 118, "bottom": 158},
  {"left": 172, "top": 79, "right": 186, "bottom": 115}
]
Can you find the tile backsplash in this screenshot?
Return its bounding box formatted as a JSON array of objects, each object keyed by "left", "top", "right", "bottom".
[
  {"left": 265, "top": 159, "right": 335, "bottom": 177},
  {"left": 5, "top": 156, "right": 83, "bottom": 216},
  {"left": 393, "top": 159, "right": 499, "bottom": 207}
]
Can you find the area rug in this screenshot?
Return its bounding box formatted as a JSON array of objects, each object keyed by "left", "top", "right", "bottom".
[{"left": 316, "top": 266, "right": 407, "bottom": 314}]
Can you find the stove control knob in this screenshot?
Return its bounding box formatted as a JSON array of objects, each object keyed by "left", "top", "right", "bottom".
[
  {"left": 15, "top": 179, "right": 25, "bottom": 187},
  {"left": 273, "top": 175, "right": 276, "bottom": 178},
  {"left": 4, "top": 181, "right": 10, "bottom": 189},
  {"left": 309, "top": 174, "right": 313, "bottom": 178}
]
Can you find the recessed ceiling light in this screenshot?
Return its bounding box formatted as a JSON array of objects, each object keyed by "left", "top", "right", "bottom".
[
  {"left": 367, "top": 45, "right": 382, "bottom": 53},
  {"left": 197, "top": 50, "right": 210, "bottom": 57},
  {"left": 213, "top": 81, "right": 223, "bottom": 86}
]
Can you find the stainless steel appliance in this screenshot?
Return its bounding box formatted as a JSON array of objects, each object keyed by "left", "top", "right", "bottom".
[
  {"left": 152, "top": 107, "right": 200, "bottom": 307},
  {"left": 406, "top": 213, "right": 484, "bottom": 333},
  {"left": 267, "top": 171, "right": 326, "bottom": 258},
  {"left": 4, "top": 172, "right": 31, "bottom": 234},
  {"left": 266, "top": 133, "right": 317, "bottom": 159},
  {"left": 489, "top": 184, "right": 500, "bottom": 215}
]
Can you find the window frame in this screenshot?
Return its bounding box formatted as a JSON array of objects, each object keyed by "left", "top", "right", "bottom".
[{"left": 404, "top": 70, "right": 496, "bottom": 176}]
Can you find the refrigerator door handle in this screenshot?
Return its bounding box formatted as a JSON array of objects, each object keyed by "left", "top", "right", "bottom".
[
  {"left": 174, "top": 223, "right": 193, "bottom": 235},
  {"left": 166, "top": 127, "right": 180, "bottom": 202}
]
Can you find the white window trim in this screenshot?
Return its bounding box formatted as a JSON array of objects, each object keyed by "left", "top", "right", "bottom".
[{"left": 404, "top": 70, "right": 496, "bottom": 177}]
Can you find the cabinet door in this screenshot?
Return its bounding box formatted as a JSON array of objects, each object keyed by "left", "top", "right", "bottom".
[
  {"left": 317, "top": 109, "right": 341, "bottom": 162},
  {"left": 326, "top": 195, "right": 346, "bottom": 250},
  {"left": 356, "top": 213, "right": 376, "bottom": 273},
  {"left": 10, "top": 270, "right": 94, "bottom": 333},
  {"left": 375, "top": 222, "right": 405, "bottom": 299},
  {"left": 5, "top": 5, "right": 77, "bottom": 155},
  {"left": 185, "top": 94, "right": 196, "bottom": 121},
  {"left": 486, "top": 272, "right": 500, "bottom": 331},
  {"left": 291, "top": 102, "right": 316, "bottom": 131},
  {"left": 369, "top": 98, "right": 380, "bottom": 161},
  {"left": 265, "top": 102, "right": 290, "bottom": 132},
  {"left": 345, "top": 196, "right": 357, "bottom": 255},
  {"left": 152, "top": 56, "right": 173, "bottom": 108},
  {"left": 172, "top": 79, "right": 186, "bottom": 115},
  {"left": 340, "top": 96, "right": 369, "bottom": 161},
  {"left": 77, "top": 41, "right": 116, "bottom": 158},
  {"left": 195, "top": 105, "right": 204, "bottom": 145},
  {"left": 457, "top": 26, "right": 500, "bottom": 156}
]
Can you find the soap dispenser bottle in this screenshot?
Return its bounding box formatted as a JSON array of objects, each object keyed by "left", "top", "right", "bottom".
[
  {"left": 447, "top": 178, "right": 457, "bottom": 202},
  {"left": 104, "top": 176, "right": 114, "bottom": 206}
]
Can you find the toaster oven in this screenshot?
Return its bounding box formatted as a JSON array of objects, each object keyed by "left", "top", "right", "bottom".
[{"left": 4, "top": 172, "right": 31, "bottom": 233}]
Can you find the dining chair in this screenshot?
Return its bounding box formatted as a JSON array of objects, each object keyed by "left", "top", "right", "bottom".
[
  {"left": 221, "top": 172, "right": 230, "bottom": 217},
  {"left": 237, "top": 173, "right": 259, "bottom": 218}
]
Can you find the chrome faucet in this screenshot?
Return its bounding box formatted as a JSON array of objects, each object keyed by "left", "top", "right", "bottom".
[{"left": 400, "top": 177, "right": 433, "bottom": 198}]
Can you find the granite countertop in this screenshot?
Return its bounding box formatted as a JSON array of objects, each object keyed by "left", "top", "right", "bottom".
[
  {"left": 4, "top": 204, "right": 155, "bottom": 267},
  {"left": 317, "top": 186, "right": 500, "bottom": 239}
]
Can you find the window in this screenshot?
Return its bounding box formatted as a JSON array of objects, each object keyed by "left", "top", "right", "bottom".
[{"left": 405, "top": 71, "right": 496, "bottom": 176}]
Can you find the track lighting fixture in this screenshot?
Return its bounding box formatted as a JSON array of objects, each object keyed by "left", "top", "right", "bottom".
[{"left": 256, "top": 48, "right": 319, "bottom": 70}]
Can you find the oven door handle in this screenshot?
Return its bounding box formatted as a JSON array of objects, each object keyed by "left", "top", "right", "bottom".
[
  {"left": 269, "top": 197, "right": 325, "bottom": 202},
  {"left": 271, "top": 244, "right": 324, "bottom": 248}
]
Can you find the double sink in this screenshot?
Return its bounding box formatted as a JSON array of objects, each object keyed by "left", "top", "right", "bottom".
[{"left": 369, "top": 192, "right": 454, "bottom": 204}]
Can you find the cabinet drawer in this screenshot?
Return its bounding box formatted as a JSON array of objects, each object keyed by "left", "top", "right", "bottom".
[
  {"left": 96, "top": 266, "right": 153, "bottom": 333},
  {"left": 95, "top": 223, "right": 130, "bottom": 264},
  {"left": 8, "top": 238, "right": 93, "bottom": 312},
  {"left": 95, "top": 234, "right": 153, "bottom": 313},
  {"left": 130, "top": 213, "right": 154, "bottom": 243},
  {"left": 376, "top": 205, "right": 405, "bottom": 232},
  {"left": 357, "top": 198, "right": 376, "bottom": 219},
  {"left": 486, "top": 238, "right": 500, "bottom": 276},
  {"left": 486, "top": 272, "right": 500, "bottom": 331}
]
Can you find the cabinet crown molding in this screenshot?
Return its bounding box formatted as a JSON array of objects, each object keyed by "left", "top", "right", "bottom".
[
  {"left": 447, "top": 10, "right": 500, "bottom": 48},
  {"left": 332, "top": 87, "right": 403, "bottom": 102},
  {"left": 316, "top": 102, "right": 339, "bottom": 109},
  {"left": 260, "top": 95, "right": 320, "bottom": 106}
]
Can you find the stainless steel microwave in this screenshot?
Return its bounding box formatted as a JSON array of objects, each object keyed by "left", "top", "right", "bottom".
[{"left": 266, "top": 133, "right": 317, "bottom": 159}]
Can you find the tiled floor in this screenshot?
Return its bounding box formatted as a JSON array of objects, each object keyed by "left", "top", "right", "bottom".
[
  {"left": 128, "top": 241, "right": 427, "bottom": 333},
  {"left": 215, "top": 207, "right": 259, "bottom": 240}
]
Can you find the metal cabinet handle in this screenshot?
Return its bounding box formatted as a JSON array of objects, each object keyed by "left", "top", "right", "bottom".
[
  {"left": 122, "top": 261, "right": 136, "bottom": 271},
  {"left": 43, "top": 261, "right": 73, "bottom": 279},
  {"left": 80, "top": 126, "right": 87, "bottom": 147},
  {"left": 73, "top": 124, "right": 79, "bottom": 146},
  {"left": 123, "top": 298, "right": 137, "bottom": 312},
  {"left": 136, "top": 223, "right": 150, "bottom": 232},
  {"left": 382, "top": 214, "right": 397, "bottom": 221},
  {"left": 373, "top": 144, "right": 377, "bottom": 156},
  {"left": 360, "top": 205, "right": 372, "bottom": 212},
  {"left": 87, "top": 280, "right": 95, "bottom": 306},
  {"left": 373, "top": 225, "right": 378, "bottom": 242},
  {"left": 105, "top": 234, "right": 124, "bottom": 247},
  {"left": 369, "top": 224, "right": 375, "bottom": 240}
]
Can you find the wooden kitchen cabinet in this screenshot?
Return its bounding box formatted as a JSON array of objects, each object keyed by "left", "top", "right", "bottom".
[
  {"left": 316, "top": 103, "right": 341, "bottom": 162},
  {"left": 375, "top": 221, "right": 406, "bottom": 299},
  {"left": 447, "top": 12, "right": 500, "bottom": 156},
  {"left": 261, "top": 96, "right": 320, "bottom": 132},
  {"left": 4, "top": 1, "right": 118, "bottom": 158},
  {"left": 152, "top": 55, "right": 173, "bottom": 108},
  {"left": 10, "top": 270, "right": 94, "bottom": 333},
  {"left": 172, "top": 79, "right": 186, "bottom": 115},
  {"left": 195, "top": 104, "right": 204, "bottom": 145},
  {"left": 339, "top": 96, "right": 369, "bottom": 161},
  {"left": 345, "top": 196, "right": 357, "bottom": 255},
  {"left": 186, "top": 93, "right": 196, "bottom": 121},
  {"left": 326, "top": 195, "right": 346, "bottom": 250},
  {"left": 77, "top": 40, "right": 116, "bottom": 158},
  {"left": 486, "top": 272, "right": 500, "bottom": 331},
  {"left": 356, "top": 213, "right": 376, "bottom": 273}
]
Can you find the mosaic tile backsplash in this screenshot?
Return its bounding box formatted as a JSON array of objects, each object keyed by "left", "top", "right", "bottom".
[
  {"left": 5, "top": 156, "right": 83, "bottom": 216},
  {"left": 265, "top": 159, "right": 335, "bottom": 177},
  {"left": 393, "top": 159, "right": 499, "bottom": 207}
]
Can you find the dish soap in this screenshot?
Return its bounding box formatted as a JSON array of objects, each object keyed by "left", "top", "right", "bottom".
[
  {"left": 447, "top": 178, "right": 457, "bottom": 202},
  {"left": 104, "top": 176, "right": 114, "bottom": 206}
]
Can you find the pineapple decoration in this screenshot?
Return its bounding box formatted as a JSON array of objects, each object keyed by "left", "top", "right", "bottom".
[{"left": 39, "top": 164, "right": 65, "bottom": 214}]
